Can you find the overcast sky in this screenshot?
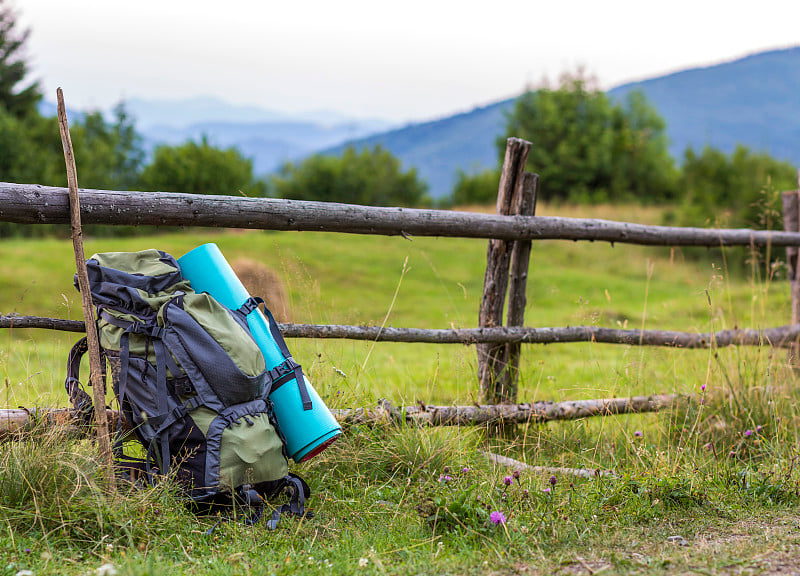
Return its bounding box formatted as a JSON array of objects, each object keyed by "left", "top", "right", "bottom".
[{"left": 16, "top": 0, "right": 800, "bottom": 122}]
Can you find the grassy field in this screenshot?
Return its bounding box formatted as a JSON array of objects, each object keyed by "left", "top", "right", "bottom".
[
  {"left": 2, "top": 203, "right": 800, "bottom": 575},
  {"left": 1, "top": 203, "right": 790, "bottom": 408}
]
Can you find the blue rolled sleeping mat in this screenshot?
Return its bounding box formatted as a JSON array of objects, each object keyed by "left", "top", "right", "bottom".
[{"left": 178, "top": 243, "right": 342, "bottom": 462}]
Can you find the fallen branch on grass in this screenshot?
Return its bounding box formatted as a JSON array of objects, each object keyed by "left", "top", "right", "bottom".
[
  {"left": 0, "top": 394, "right": 680, "bottom": 441},
  {"left": 0, "top": 407, "right": 126, "bottom": 441},
  {"left": 483, "top": 451, "right": 616, "bottom": 479},
  {"left": 3, "top": 314, "right": 798, "bottom": 349}
]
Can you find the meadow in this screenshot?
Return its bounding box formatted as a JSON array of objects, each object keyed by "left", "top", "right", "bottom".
[{"left": 1, "top": 203, "right": 799, "bottom": 575}]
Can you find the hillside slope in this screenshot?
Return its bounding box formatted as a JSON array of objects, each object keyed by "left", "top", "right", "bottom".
[
  {"left": 608, "top": 46, "right": 800, "bottom": 161},
  {"left": 323, "top": 99, "right": 514, "bottom": 199},
  {"left": 332, "top": 46, "right": 800, "bottom": 199}
]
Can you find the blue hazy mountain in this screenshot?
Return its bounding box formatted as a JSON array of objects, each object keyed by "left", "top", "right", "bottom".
[
  {"left": 39, "top": 96, "right": 395, "bottom": 175},
  {"left": 330, "top": 46, "right": 800, "bottom": 198},
  {"left": 128, "top": 98, "right": 395, "bottom": 174},
  {"left": 325, "top": 99, "right": 515, "bottom": 200},
  {"left": 608, "top": 46, "right": 800, "bottom": 162},
  {"left": 139, "top": 118, "right": 393, "bottom": 175}
]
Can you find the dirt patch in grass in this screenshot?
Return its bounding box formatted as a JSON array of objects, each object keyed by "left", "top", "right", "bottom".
[{"left": 488, "top": 513, "right": 800, "bottom": 576}]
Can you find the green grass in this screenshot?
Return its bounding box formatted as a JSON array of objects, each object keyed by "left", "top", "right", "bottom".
[
  {"left": 1, "top": 203, "right": 791, "bottom": 408},
  {"left": 2, "top": 203, "right": 800, "bottom": 574}
]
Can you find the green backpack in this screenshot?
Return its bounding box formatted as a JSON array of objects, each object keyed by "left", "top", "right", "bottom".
[{"left": 65, "top": 249, "right": 309, "bottom": 529}]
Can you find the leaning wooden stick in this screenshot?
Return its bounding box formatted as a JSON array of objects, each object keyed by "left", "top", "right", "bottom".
[{"left": 57, "top": 88, "right": 116, "bottom": 490}]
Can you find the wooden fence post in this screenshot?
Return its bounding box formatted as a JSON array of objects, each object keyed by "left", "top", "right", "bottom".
[
  {"left": 498, "top": 172, "right": 538, "bottom": 401},
  {"left": 786, "top": 175, "right": 800, "bottom": 365},
  {"left": 478, "top": 138, "right": 531, "bottom": 403}
]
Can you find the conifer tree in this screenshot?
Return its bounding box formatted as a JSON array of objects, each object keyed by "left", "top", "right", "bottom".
[{"left": 0, "top": 0, "right": 41, "bottom": 118}]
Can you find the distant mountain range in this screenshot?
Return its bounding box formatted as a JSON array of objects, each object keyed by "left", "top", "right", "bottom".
[
  {"left": 41, "top": 46, "right": 800, "bottom": 199},
  {"left": 608, "top": 46, "right": 800, "bottom": 163},
  {"left": 336, "top": 46, "right": 800, "bottom": 198},
  {"left": 40, "top": 96, "right": 395, "bottom": 175}
]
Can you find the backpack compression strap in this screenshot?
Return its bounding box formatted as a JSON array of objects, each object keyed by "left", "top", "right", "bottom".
[
  {"left": 266, "top": 474, "right": 312, "bottom": 531},
  {"left": 238, "top": 297, "right": 312, "bottom": 411}
]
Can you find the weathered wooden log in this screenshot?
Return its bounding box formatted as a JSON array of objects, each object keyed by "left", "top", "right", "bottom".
[
  {"left": 332, "top": 394, "right": 679, "bottom": 426},
  {"left": 0, "top": 315, "right": 86, "bottom": 332},
  {"left": 501, "top": 172, "right": 538, "bottom": 401},
  {"left": 782, "top": 190, "right": 799, "bottom": 285},
  {"left": 4, "top": 182, "right": 800, "bottom": 247},
  {"left": 782, "top": 187, "right": 800, "bottom": 366},
  {"left": 483, "top": 451, "right": 615, "bottom": 479},
  {"left": 0, "top": 394, "right": 679, "bottom": 439},
  {"left": 0, "top": 407, "right": 128, "bottom": 441},
  {"left": 6, "top": 314, "right": 799, "bottom": 349},
  {"left": 478, "top": 138, "right": 531, "bottom": 402}
]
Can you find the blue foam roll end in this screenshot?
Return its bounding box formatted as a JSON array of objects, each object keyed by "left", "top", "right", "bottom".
[{"left": 178, "top": 243, "right": 342, "bottom": 462}]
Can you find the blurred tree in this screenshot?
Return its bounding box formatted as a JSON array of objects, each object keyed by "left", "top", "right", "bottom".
[
  {"left": 272, "top": 145, "right": 429, "bottom": 207},
  {"left": 139, "top": 136, "right": 260, "bottom": 196},
  {"left": 70, "top": 105, "right": 144, "bottom": 190},
  {"left": 0, "top": 0, "right": 40, "bottom": 118},
  {"left": 500, "top": 71, "right": 678, "bottom": 203},
  {"left": 675, "top": 144, "right": 797, "bottom": 229},
  {"left": 449, "top": 168, "right": 500, "bottom": 206}
]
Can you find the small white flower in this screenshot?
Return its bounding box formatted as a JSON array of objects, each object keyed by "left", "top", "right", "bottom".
[
  {"left": 358, "top": 557, "right": 369, "bottom": 567},
  {"left": 97, "top": 564, "right": 118, "bottom": 576}
]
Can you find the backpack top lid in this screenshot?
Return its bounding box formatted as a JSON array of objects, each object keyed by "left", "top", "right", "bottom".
[{"left": 79, "top": 249, "right": 190, "bottom": 316}]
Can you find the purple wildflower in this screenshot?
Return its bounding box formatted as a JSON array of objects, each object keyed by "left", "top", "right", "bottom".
[
  {"left": 522, "top": 489, "right": 529, "bottom": 498},
  {"left": 490, "top": 511, "right": 507, "bottom": 525},
  {"left": 24, "top": 548, "right": 31, "bottom": 554},
  {"left": 438, "top": 475, "right": 453, "bottom": 483},
  {"left": 549, "top": 475, "right": 557, "bottom": 486},
  {"left": 503, "top": 475, "right": 513, "bottom": 486},
  {"left": 462, "top": 467, "right": 470, "bottom": 474},
  {"left": 700, "top": 384, "right": 706, "bottom": 391},
  {"left": 512, "top": 470, "right": 521, "bottom": 480},
  {"left": 634, "top": 430, "right": 643, "bottom": 437},
  {"left": 744, "top": 429, "right": 753, "bottom": 437},
  {"left": 729, "top": 450, "right": 736, "bottom": 458},
  {"left": 703, "top": 443, "right": 712, "bottom": 451},
  {"left": 756, "top": 425, "right": 763, "bottom": 433},
  {"left": 542, "top": 487, "right": 552, "bottom": 493}
]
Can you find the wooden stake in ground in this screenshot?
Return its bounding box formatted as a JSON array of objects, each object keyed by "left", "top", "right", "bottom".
[
  {"left": 782, "top": 184, "right": 800, "bottom": 366},
  {"left": 56, "top": 88, "right": 116, "bottom": 490},
  {"left": 499, "top": 171, "right": 538, "bottom": 401},
  {"left": 477, "top": 137, "right": 531, "bottom": 403}
]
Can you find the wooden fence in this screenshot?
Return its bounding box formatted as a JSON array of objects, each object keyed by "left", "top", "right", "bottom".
[{"left": 1, "top": 137, "right": 799, "bottom": 412}]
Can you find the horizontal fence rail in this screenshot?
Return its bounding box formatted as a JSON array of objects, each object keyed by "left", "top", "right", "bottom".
[
  {"left": 0, "top": 394, "right": 679, "bottom": 440},
  {"left": 3, "top": 314, "right": 799, "bottom": 349},
  {"left": 3, "top": 182, "right": 800, "bottom": 247}
]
